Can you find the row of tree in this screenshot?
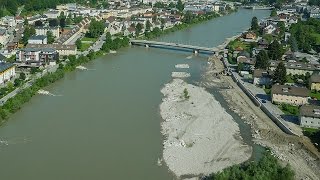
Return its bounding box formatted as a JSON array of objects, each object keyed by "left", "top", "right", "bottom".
[
  {"left": 290, "top": 18, "right": 320, "bottom": 52},
  {"left": 204, "top": 150, "right": 294, "bottom": 180}
]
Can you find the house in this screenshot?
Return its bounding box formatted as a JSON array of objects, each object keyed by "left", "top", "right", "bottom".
[
  {"left": 263, "top": 24, "right": 277, "bottom": 34},
  {"left": 244, "top": 32, "right": 257, "bottom": 40},
  {"left": 0, "top": 62, "right": 15, "bottom": 84},
  {"left": 16, "top": 48, "right": 59, "bottom": 66},
  {"left": 44, "top": 10, "right": 60, "bottom": 19},
  {"left": 26, "top": 44, "right": 77, "bottom": 56},
  {"left": 299, "top": 105, "right": 320, "bottom": 128},
  {"left": 253, "top": 69, "right": 273, "bottom": 86},
  {"left": 258, "top": 39, "right": 269, "bottom": 49},
  {"left": 35, "top": 27, "right": 60, "bottom": 38},
  {"left": 309, "top": 7, "right": 320, "bottom": 19},
  {"left": 269, "top": 61, "right": 319, "bottom": 76},
  {"left": 28, "top": 35, "right": 48, "bottom": 44},
  {"left": 0, "top": 54, "right": 6, "bottom": 61},
  {"left": 271, "top": 85, "right": 309, "bottom": 105},
  {"left": 310, "top": 74, "right": 320, "bottom": 91},
  {"left": 0, "top": 28, "right": 8, "bottom": 46}
]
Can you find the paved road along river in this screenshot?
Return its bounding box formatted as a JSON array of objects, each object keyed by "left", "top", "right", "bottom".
[{"left": 0, "top": 9, "right": 269, "bottom": 180}]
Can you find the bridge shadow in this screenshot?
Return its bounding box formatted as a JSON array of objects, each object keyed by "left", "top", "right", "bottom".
[
  {"left": 256, "top": 94, "right": 271, "bottom": 101},
  {"left": 280, "top": 114, "right": 299, "bottom": 125}
]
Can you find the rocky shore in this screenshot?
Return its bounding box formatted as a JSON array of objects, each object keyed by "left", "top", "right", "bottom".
[{"left": 160, "top": 78, "right": 251, "bottom": 178}]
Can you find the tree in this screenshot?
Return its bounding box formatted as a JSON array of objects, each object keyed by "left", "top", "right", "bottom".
[
  {"left": 46, "top": 31, "right": 55, "bottom": 44},
  {"left": 75, "top": 39, "right": 82, "bottom": 50},
  {"left": 22, "top": 26, "right": 36, "bottom": 45},
  {"left": 49, "top": 19, "right": 59, "bottom": 27},
  {"left": 270, "top": 9, "right": 277, "bottom": 17},
  {"left": 19, "top": 72, "right": 26, "bottom": 80},
  {"left": 273, "top": 62, "right": 286, "bottom": 84},
  {"left": 34, "top": 20, "right": 43, "bottom": 27},
  {"left": 176, "top": 0, "right": 184, "bottom": 12},
  {"left": 288, "top": 36, "right": 297, "bottom": 53},
  {"left": 135, "top": 23, "right": 143, "bottom": 36},
  {"left": 152, "top": 15, "right": 157, "bottom": 23},
  {"left": 268, "top": 40, "right": 283, "bottom": 60},
  {"left": 255, "top": 50, "right": 269, "bottom": 69},
  {"left": 251, "top": 16, "right": 259, "bottom": 31},
  {"left": 87, "top": 19, "right": 105, "bottom": 38},
  {"left": 277, "top": 21, "right": 285, "bottom": 39},
  {"left": 160, "top": 18, "right": 165, "bottom": 30},
  {"left": 60, "top": 17, "right": 66, "bottom": 30},
  {"left": 145, "top": 20, "right": 151, "bottom": 32}
]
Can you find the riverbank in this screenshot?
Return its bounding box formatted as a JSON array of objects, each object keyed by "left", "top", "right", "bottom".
[
  {"left": 203, "top": 55, "right": 320, "bottom": 180},
  {"left": 160, "top": 78, "right": 251, "bottom": 178}
]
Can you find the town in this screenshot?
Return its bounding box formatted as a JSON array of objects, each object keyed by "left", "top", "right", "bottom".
[
  {"left": 0, "top": 0, "right": 319, "bottom": 179},
  {"left": 221, "top": 1, "right": 320, "bottom": 141}
]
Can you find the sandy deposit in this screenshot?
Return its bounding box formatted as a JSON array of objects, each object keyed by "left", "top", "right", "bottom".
[
  {"left": 171, "top": 72, "right": 191, "bottom": 78},
  {"left": 160, "top": 78, "right": 251, "bottom": 178}
]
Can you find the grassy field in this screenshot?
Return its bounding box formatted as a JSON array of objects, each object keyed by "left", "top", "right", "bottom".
[
  {"left": 81, "top": 37, "right": 97, "bottom": 42},
  {"left": 278, "top": 103, "right": 299, "bottom": 116},
  {"left": 310, "top": 91, "right": 320, "bottom": 100},
  {"left": 228, "top": 39, "right": 250, "bottom": 51},
  {"left": 80, "top": 43, "right": 91, "bottom": 52}
]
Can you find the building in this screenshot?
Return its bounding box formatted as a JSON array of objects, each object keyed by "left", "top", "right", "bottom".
[
  {"left": 269, "top": 60, "right": 320, "bottom": 76},
  {"left": 44, "top": 10, "right": 60, "bottom": 19},
  {"left": 310, "top": 7, "right": 320, "bottom": 19},
  {"left": 310, "top": 74, "right": 320, "bottom": 91},
  {"left": 0, "top": 62, "right": 15, "bottom": 84},
  {"left": 35, "top": 27, "right": 60, "bottom": 38},
  {"left": 253, "top": 69, "right": 273, "bottom": 85},
  {"left": 28, "top": 35, "right": 48, "bottom": 44},
  {"left": 26, "top": 44, "right": 77, "bottom": 56},
  {"left": 271, "top": 85, "right": 309, "bottom": 105},
  {"left": 299, "top": 105, "right": 320, "bottom": 128},
  {"left": 16, "top": 48, "right": 59, "bottom": 66}
]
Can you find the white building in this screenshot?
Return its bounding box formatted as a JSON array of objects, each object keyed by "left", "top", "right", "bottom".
[
  {"left": 35, "top": 27, "right": 60, "bottom": 38},
  {"left": 300, "top": 105, "right": 320, "bottom": 128},
  {"left": 44, "top": 10, "right": 61, "bottom": 19},
  {"left": 0, "top": 62, "right": 15, "bottom": 85},
  {"left": 0, "top": 29, "right": 9, "bottom": 46},
  {"left": 28, "top": 35, "right": 48, "bottom": 44}
]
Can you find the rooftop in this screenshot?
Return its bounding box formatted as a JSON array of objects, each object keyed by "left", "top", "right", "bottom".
[
  {"left": 310, "top": 74, "right": 320, "bottom": 83},
  {"left": 300, "top": 105, "right": 320, "bottom": 118},
  {"left": 0, "top": 62, "right": 15, "bottom": 73},
  {"left": 271, "top": 85, "right": 309, "bottom": 97},
  {"left": 253, "top": 69, "right": 273, "bottom": 78}
]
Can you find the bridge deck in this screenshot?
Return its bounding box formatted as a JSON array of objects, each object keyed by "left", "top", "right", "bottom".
[{"left": 130, "top": 40, "right": 219, "bottom": 52}]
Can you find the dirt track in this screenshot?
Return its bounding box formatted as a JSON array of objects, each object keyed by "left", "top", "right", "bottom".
[{"left": 202, "top": 55, "right": 320, "bottom": 180}]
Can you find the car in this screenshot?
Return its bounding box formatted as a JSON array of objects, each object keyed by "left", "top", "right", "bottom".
[{"left": 261, "top": 100, "right": 266, "bottom": 103}]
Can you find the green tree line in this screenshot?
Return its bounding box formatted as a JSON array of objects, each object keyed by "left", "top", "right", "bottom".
[{"left": 204, "top": 150, "right": 295, "bottom": 180}]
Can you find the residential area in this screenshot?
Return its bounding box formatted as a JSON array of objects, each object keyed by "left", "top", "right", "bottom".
[{"left": 224, "top": 1, "right": 320, "bottom": 143}]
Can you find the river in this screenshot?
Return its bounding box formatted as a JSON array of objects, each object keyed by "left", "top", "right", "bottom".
[{"left": 0, "top": 9, "right": 269, "bottom": 180}]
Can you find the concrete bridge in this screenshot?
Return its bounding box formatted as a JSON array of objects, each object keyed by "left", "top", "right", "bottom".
[{"left": 130, "top": 40, "right": 219, "bottom": 54}]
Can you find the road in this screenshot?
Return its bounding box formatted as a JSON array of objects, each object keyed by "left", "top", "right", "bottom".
[
  {"left": 79, "top": 33, "right": 106, "bottom": 56},
  {"left": 0, "top": 65, "right": 58, "bottom": 106}
]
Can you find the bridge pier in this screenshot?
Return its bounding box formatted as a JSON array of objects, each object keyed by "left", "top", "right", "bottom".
[
  {"left": 193, "top": 49, "right": 199, "bottom": 54},
  {"left": 145, "top": 44, "right": 149, "bottom": 48}
]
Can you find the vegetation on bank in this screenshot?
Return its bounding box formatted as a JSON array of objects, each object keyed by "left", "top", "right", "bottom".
[
  {"left": 278, "top": 103, "right": 299, "bottom": 116},
  {"left": 302, "top": 128, "right": 320, "bottom": 151},
  {"left": 203, "top": 150, "right": 295, "bottom": 180}
]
